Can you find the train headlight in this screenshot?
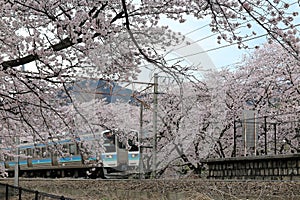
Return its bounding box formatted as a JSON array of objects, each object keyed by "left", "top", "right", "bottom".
[
  {"left": 131, "top": 154, "right": 138, "bottom": 158},
  {"left": 105, "top": 155, "right": 113, "bottom": 159}
]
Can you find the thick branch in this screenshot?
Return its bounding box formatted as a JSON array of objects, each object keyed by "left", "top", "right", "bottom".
[{"left": 1, "top": 37, "right": 79, "bottom": 70}]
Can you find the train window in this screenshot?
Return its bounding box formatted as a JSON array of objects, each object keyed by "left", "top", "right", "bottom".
[
  {"left": 4, "top": 154, "right": 12, "bottom": 161},
  {"left": 69, "top": 144, "right": 77, "bottom": 155},
  {"left": 105, "top": 146, "right": 116, "bottom": 152},
  {"left": 128, "top": 139, "right": 139, "bottom": 152},
  {"left": 62, "top": 144, "right": 69, "bottom": 154},
  {"left": 34, "top": 148, "right": 41, "bottom": 158},
  {"left": 26, "top": 148, "right": 33, "bottom": 156},
  {"left": 41, "top": 147, "right": 48, "bottom": 158},
  {"left": 128, "top": 132, "right": 139, "bottom": 152},
  {"left": 103, "top": 132, "right": 116, "bottom": 153},
  {"left": 19, "top": 150, "right": 26, "bottom": 156},
  {"left": 103, "top": 132, "right": 115, "bottom": 144}
]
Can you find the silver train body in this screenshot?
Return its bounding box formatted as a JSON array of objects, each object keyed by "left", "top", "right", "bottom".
[{"left": 0, "top": 130, "right": 140, "bottom": 179}]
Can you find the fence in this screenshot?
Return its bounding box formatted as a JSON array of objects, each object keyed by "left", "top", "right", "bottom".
[
  {"left": 233, "top": 116, "right": 300, "bottom": 157},
  {"left": 0, "top": 183, "right": 73, "bottom": 200}
]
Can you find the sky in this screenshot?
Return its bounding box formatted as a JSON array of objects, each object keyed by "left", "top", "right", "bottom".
[
  {"left": 120, "top": 1, "right": 300, "bottom": 85},
  {"left": 133, "top": 15, "right": 267, "bottom": 84},
  {"left": 157, "top": 2, "right": 300, "bottom": 70},
  {"left": 159, "top": 16, "right": 268, "bottom": 70}
]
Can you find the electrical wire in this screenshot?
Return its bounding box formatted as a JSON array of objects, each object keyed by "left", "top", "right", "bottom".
[
  {"left": 168, "top": 33, "right": 219, "bottom": 53},
  {"left": 184, "top": 24, "right": 210, "bottom": 36},
  {"left": 166, "top": 33, "right": 267, "bottom": 62},
  {"left": 166, "top": 21, "right": 300, "bottom": 63}
]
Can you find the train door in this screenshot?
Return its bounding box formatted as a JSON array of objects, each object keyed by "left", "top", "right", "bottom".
[{"left": 101, "top": 130, "right": 117, "bottom": 168}]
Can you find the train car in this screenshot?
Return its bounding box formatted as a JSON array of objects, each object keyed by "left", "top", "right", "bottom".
[
  {"left": 0, "top": 130, "right": 140, "bottom": 179},
  {"left": 101, "top": 130, "right": 140, "bottom": 177}
]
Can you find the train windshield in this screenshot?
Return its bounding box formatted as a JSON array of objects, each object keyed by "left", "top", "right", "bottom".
[
  {"left": 103, "top": 131, "right": 116, "bottom": 153},
  {"left": 128, "top": 132, "right": 139, "bottom": 152}
]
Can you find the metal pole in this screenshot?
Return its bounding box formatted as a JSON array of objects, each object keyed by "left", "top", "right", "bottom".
[
  {"left": 254, "top": 113, "right": 257, "bottom": 156},
  {"left": 18, "top": 187, "right": 22, "bottom": 199},
  {"left": 6, "top": 184, "right": 9, "bottom": 200},
  {"left": 264, "top": 116, "right": 267, "bottom": 155},
  {"left": 152, "top": 73, "right": 158, "bottom": 178},
  {"left": 233, "top": 120, "right": 236, "bottom": 157},
  {"left": 139, "top": 103, "right": 144, "bottom": 179},
  {"left": 244, "top": 116, "right": 247, "bottom": 156},
  {"left": 14, "top": 65, "right": 24, "bottom": 188},
  {"left": 274, "top": 123, "right": 277, "bottom": 155},
  {"left": 35, "top": 191, "right": 39, "bottom": 200},
  {"left": 14, "top": 137, "right": 19, "bottom": 187}
]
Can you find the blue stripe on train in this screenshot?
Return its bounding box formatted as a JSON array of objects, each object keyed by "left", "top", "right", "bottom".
[
  {"left": 5, "top": 155, "right": 83, "bottom": 167},
  {"left": 3, "top": 154, "right": 119, "bottom": 167},
  {"left": 59, "top": 155, "right": 82, "bottom": 163}
]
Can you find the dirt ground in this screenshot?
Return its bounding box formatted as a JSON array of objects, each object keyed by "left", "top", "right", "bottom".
[{"left": 1, "top": 178, "right": 300, "bottom": 200}]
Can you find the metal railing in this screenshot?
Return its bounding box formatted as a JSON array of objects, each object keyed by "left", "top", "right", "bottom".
[
  {"left": 233, "top": 117, "right": 300, "bottom": 157},
  {"left": 0, "top": 183, "right": 73, "bottom": 200}
]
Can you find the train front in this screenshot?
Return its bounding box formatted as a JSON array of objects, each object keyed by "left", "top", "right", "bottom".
[{"left": 101, "top": 130, "right": 140, "bottom": 178}]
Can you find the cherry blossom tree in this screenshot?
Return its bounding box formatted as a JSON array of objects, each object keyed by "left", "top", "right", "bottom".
[
  {"left": 62, "top": 80, "right": 206, "bottom": 178},
  {"left": 149, "top": 42, "right": 300, "bottom": 178},
  {"left": 0, "top": 0, "right": 300, "bottom": 176},
  {"left": 206, "top": 42, "right": 300, "bottom": 158},
  {"left": 116, "top": 79, "right": 212, "bottom": 178},
  {"left": 1, "top": 0, "right": 299, "bottom": 138},
  {"left": 234, "top": 43, "right": 300, "bottom": 155},
  {"left": 12, "top": 41, "right": 297, "bottom": 178}
]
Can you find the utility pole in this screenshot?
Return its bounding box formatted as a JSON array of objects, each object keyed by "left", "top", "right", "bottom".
[
  {"left": 152, "top": 73, "right": 158, "bottom": 178},
  {"left": 233, "top": 119, "right": 236, "bottom": 157},
  {"left": 264, "top": 116, "right": 267, "bottom": 155},
  {"left": 139, "top": 103, "right": 144, "bottom": 179},
  {"left": 14, "top": 65, "right": 24, "bottom": 188},
  {"left": 14, "top": 137, "right": 19, "bottom": 187}
]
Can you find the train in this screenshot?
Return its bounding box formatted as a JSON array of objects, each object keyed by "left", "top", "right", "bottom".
[{"left": 0, "top": 130, "right": 140, "bottom": 179}]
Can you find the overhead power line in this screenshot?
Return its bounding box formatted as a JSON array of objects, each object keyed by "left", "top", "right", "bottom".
[
  {"left": 173, "top": 19, "right": 257, "bottom": 53},
  {"left": 170, "top": 33, "right": 219, "bottom": 53},
  {"left": 166, "top": 22, "right": 300, "bottom": 63},
  {"left": 166, "top": 33, "right": 267, "bottom": 62},
  {"left": 184, "top": 24, "right": 210, "bottom": 36}
]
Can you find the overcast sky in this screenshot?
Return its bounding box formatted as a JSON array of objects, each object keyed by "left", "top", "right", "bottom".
[
  {"left": 160, "top": 16, "right": 264, "bottom": 70},
  {"left": 159, "top": 1, "right": 300, "bottom": 70}
]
